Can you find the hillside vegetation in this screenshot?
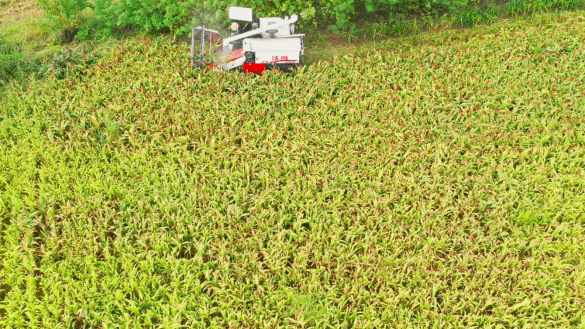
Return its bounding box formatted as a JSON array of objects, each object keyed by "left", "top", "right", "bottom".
[
  {"left": 1, "top": 10, "right": 585, "bottom": 328},
  {"left": 35, "top": 0, "right": 585, "bottom": 38}
]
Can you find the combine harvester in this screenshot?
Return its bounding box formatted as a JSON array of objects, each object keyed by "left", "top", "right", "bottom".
[{"left": 191, "top": 7, "right": 305, "bottom": 73}]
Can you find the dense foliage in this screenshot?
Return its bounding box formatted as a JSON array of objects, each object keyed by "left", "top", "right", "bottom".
[
  {"left": 35, "top": 0, "right": 584, "bottom": 39},
  {"left": 0, "top": 37, "right": 43, "bottom": 87},
  {"left": 0, "top": 42, "right": 92, "bottom": 89},
  {"left": 1, "top": 11, "right": 585, "bottom": 328}
]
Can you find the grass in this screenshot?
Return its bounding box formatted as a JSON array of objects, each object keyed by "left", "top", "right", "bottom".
[
  {"left": 1, "top": 8, "right": 585, "bottom": 328},
  {"left": 0, "top": 0, "right": 54, "bottom": 87},
  {"left": 0, "top": 0, "right": 18, "bottom": 8}
]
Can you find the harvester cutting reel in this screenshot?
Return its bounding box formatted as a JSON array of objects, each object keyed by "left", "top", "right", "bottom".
[{"left": 191, "top": 7, "right": 305, "bottom": 73}]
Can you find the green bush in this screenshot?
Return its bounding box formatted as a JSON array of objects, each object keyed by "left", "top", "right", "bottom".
[
  {"left": 35, "top": 0, "right": 585, "bottom": 40},
  {"left": 36, "top": 0, "right": 321, "bottom": 39}
]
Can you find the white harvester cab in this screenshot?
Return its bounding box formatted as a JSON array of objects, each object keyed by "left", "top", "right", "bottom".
[{"left": 191, "top": 7, "right": 305, "bottom": 73}]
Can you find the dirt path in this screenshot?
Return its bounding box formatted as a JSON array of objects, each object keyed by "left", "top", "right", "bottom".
[{"left": 0, "top": 0, "right": 41, "bottom": 26}]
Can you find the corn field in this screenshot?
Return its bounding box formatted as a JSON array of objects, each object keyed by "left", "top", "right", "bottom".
[{"left": 1, "top": 11, "right": 584, "bottom": 328}]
